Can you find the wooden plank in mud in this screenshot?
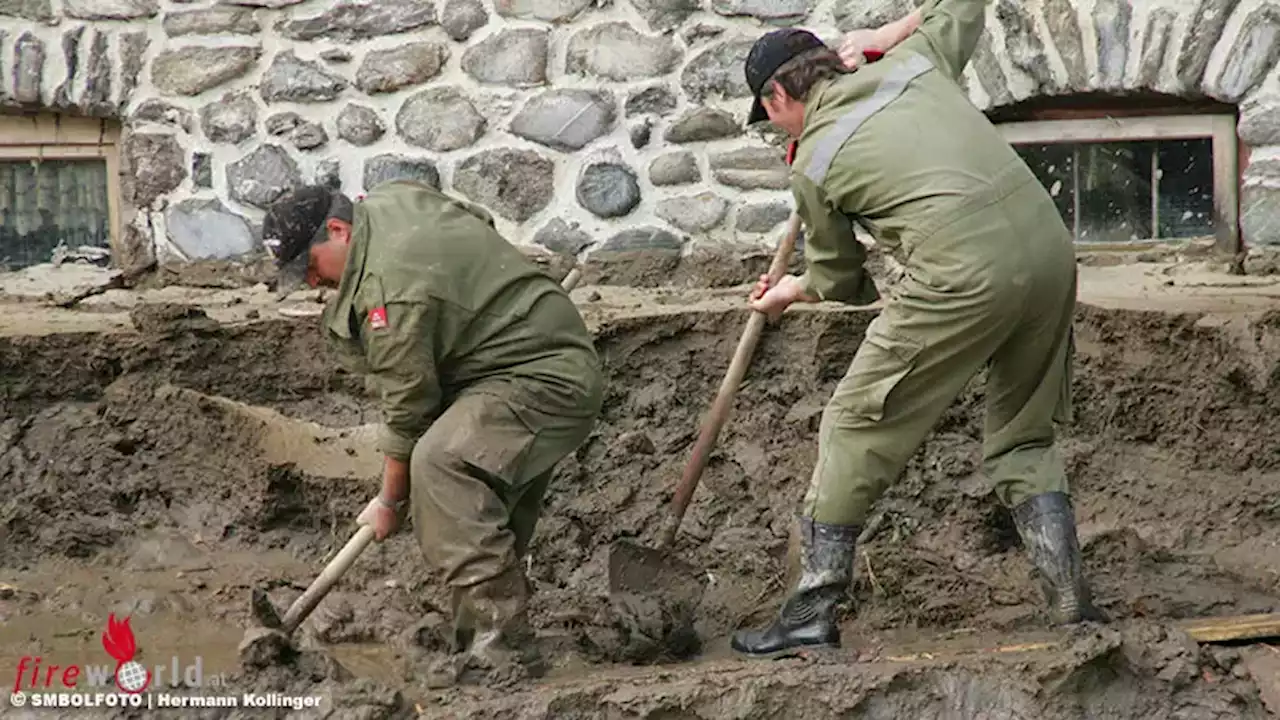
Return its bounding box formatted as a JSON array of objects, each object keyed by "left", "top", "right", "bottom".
[
  {"left": 884, "top": 641, "right": 1058, "bottom": 663},
  {"left": 1176, "top": 613, "right": 1280, "bottom": 644},
  {"left": 882, "top": 613, "right": 1280, "bottom": 664}
]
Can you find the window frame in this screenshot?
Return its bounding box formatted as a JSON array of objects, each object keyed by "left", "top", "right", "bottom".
[
  {"left": 995, "top": 114, "right": 1239, "bottom": 253},
  {"left": 0, "top": 113, "right": 124, "bottom": 263}
]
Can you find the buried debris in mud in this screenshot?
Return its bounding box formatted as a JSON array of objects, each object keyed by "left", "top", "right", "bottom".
[{"left": 0, "top": 300, "right": 1279, "bottom": 716}]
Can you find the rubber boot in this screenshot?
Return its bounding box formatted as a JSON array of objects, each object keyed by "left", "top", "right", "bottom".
[
  {"left": 449, "top": 586, "right": 475, "bottom": 653},
  {"left": 731, "top": 517, "right": 857, "bottom": 659},
  {"left": 423, "top": 589, "right": 477, "bottom": 689},
  {"left": 462, "top": 565, "right": 545, "bottom": 687},
  {"left": 1012, "top": 491, "right": 1108, "bottom": 625},
  {"left": 425, "top": 565, "right": 543, "bottom": 688}
]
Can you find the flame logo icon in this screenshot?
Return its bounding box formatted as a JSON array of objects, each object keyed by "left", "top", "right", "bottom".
[{"left": 101, "top": 614, "right": 151, "bottom": 694}]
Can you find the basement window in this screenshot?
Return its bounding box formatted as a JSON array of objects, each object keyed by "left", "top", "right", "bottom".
[
  {"left": 996, "top": 115, "right": 1239, "bottom": 250},
  {"left": 0, "top": 114, "right": 122, "bottom": 271}
]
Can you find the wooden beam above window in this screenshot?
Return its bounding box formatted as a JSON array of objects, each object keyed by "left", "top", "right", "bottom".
[
  {"left": 0, "top": 114, "right": 120, "bottom": 147},
  {"left": 0, "top": 113, "right": 125, "bottom": 267},
  {"left": 996, "top": 114, "right": 1229, "bottom": 145}
]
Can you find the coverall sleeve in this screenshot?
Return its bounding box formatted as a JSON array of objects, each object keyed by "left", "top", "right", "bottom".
[
  {"left": 896, "top": 0, "right": 989, "bottom": 81},
  {"left": 361, "top": 301, "right": 444, "bottom": 462},
  {"left": 793, "top": 176, "right": 880, "bottom": 306}
]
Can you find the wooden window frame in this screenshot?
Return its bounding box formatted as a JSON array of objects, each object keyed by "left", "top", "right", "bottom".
[
  {"left": 995, "top": 114, "right": 1239, "bottom": 254},
  {"left": 0, "top": 114, "right": 124, "bottom": 262}
]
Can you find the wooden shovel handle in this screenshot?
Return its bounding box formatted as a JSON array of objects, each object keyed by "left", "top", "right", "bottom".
[
  {"left": 562, "top": 266, "right": 584, "bottom": 292},
  {"left": 280, "top": 524, "right": 376, "bottom": 634},
  {"left": 657, "top": 213, "right": 803, "bottom": 548}
]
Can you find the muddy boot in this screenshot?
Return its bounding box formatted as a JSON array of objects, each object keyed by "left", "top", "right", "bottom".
[
  {"left": 424, "top": 568, "right": 543, "bottom": 689},
  {"left": 783, "top": 517, "right": 803, "bottom": 591},
  {"left": 449, "top": 586, "right": 476, "bottom": 653},
  {"left": 462, "top": 565, "right": 545, "bottom": 686},
  {"left": 731, "top": 517, "right": 856, "bottom": 659},
  {"left": 421, "top": 592, "right": 471, "bottom": 690},
  {"left": 1012, "top": 492, "right": 1108, "bottom": 625}
]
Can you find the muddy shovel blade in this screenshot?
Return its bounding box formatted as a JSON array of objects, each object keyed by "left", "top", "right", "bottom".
[{"left": 607, "top": 539, "right": 707, "bottom": 609}]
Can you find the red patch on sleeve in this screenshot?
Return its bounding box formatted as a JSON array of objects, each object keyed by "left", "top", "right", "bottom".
[
  {"left": 369, "top": 306, "right": 388, "bottom": 330},
  {"left": 785, "top": 141, "right": 798, "bottom": 166}
]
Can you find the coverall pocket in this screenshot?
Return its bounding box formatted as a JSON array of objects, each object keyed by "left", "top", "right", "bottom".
[
  {"left": 436, "top": 392, "right": 539, "bottom": 487},
  {"left": 845, "top": 329, "right": 924, "bottom": 424}
]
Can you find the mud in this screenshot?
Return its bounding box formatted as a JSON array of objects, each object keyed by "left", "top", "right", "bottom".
[
  {"left": 131, "top": 260, "right": 278, "bottom": 292},
  {"left": 2, "top": 284, "right": 1280, "bottom": 718}
]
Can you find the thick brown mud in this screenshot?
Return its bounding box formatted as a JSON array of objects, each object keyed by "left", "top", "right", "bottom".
[{"left": 2, "top": 300, "right": 1280, "bottom": 718}]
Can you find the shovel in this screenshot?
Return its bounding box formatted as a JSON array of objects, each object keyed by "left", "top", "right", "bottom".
[
  {"left": 607, "top": 213, "right": 803, "bottom": 610},
  {"left": 247, "top": 264, "right": 587, "bottom": 642}
]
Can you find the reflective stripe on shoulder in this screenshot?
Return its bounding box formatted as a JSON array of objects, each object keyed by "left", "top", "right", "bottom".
[{"left": 803, "top": 52, "right": 935, "bottom": 186}]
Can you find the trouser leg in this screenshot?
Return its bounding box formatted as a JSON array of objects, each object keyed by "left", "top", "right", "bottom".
[
  {"left": 982, "top": 270, "right": 1106, "bottom": 624},
  {"left": 410, "top": 384, "right": 599, "bottom": 680},
  {"left": 509, "top": 469, "right": 554, "bottom": 562},
  {"left": 736, "top": 275, "right": 1026, "bottom": 659},
  {"left": 411, "top": 387, "right": 597, "bottom": 588},
  {"left": 802, "top": 276, "right": 1026, "bottom": 527},
  {"left": 982, "top": 265, "right": 1076, "bottom": 507}
]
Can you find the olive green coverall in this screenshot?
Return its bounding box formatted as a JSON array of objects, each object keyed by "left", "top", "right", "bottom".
[
  {"left": 792, "top": 0, "right": 1076, "bottom": 528},
  {"left": 733, "top": 1, "right": 1103, "bottom": 660},
  {"left": 321, "top": 181, "right": 603, "bottom": 626}
]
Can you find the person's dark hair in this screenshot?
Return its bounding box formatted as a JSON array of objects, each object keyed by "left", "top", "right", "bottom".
[{"left": 760, "top": 46, "right": 851, "bottom": 103}]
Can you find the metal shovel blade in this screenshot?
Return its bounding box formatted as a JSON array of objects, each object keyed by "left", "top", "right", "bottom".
[{"left": 607, "top": 539, "right": 708, "bottom": 610}]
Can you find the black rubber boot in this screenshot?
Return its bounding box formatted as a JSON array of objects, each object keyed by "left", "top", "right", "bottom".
[
  {"left": 731, "top": 517, "right": 857, "bottom": 659},
  {"left": 1012, "top": 492, "right": 1108, "bottom": 624}
]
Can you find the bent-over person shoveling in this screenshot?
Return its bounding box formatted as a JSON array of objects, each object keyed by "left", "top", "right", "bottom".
[{"left": 261, "top": 180, "right": 604, "bottom": 686}]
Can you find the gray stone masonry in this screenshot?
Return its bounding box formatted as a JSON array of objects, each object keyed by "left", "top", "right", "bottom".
[{"left": 1, "top": 0, "right": 1279, "bottom": 265}]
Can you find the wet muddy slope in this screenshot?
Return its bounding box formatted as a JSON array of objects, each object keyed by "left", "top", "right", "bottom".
[{"left": 1, "top": 302, "right": 1279, "bottom": 718}]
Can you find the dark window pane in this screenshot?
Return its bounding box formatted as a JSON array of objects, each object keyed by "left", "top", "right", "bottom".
[
  {"left": 1155, "top": 138, "right": 1215, "bottom": 238},
  {"left": 1014, "top": 143, "right": 1076, "bottom": 233},
  {"left": 0, "top": 158, "right": 110, "bottom": 270},
  {"left": 1076, "top": 142, "right": 1153, "bottom": 243},
  {"left": 1012, "top": 135, "right": 1217, "bottom": 244}
]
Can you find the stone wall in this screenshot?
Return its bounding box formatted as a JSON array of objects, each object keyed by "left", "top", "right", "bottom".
[{"left": 1, "top": 0, "right": 1279, "bottom": 269}]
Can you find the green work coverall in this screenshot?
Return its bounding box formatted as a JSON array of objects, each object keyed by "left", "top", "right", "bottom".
[
  {"left": 792, "top": 0, "right": 1077, "bottom": 527},
  {"left": 321, "top": 180, "right": 604, "bottom": 592}
]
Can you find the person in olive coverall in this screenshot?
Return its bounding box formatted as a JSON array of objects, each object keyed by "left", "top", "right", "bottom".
[
  {"left": 262, "top": 180, "right": 604, "bottom": 682},
  {"left": 733, "top": 0, "right": 1107, "bottom": 659}
]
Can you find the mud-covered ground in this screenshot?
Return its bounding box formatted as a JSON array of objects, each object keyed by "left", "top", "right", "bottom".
[{"left": 2, "top": 256, "right": 1280, "bottom": 718}]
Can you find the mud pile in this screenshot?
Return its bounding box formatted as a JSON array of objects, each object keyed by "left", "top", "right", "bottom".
[
  {"left": 432, "top": 622, "right": 1267, "bottom": 719},
  {"left": 1, "top": 301, "right": 1279, "bottom": 718}
]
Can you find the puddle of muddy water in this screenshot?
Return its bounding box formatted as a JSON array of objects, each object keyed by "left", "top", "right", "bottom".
[
  {"left": 0, "top": 550, "right": 409, "bottom": 699},
  {"left": 1, "top": 559, "right": 254, "bottom": 691}
]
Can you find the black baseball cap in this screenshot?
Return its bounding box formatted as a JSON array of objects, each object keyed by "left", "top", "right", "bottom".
[
  {"left": 262, "top": 186, "right": 354, "bottom": 299},
  {"left": 745, "top": 28, "right": 828, "bottom": 125}
]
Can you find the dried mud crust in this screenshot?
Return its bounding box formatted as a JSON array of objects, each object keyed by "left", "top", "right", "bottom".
[{"left": 1, "top": 303, "right": 1279, "bottom": 716}]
